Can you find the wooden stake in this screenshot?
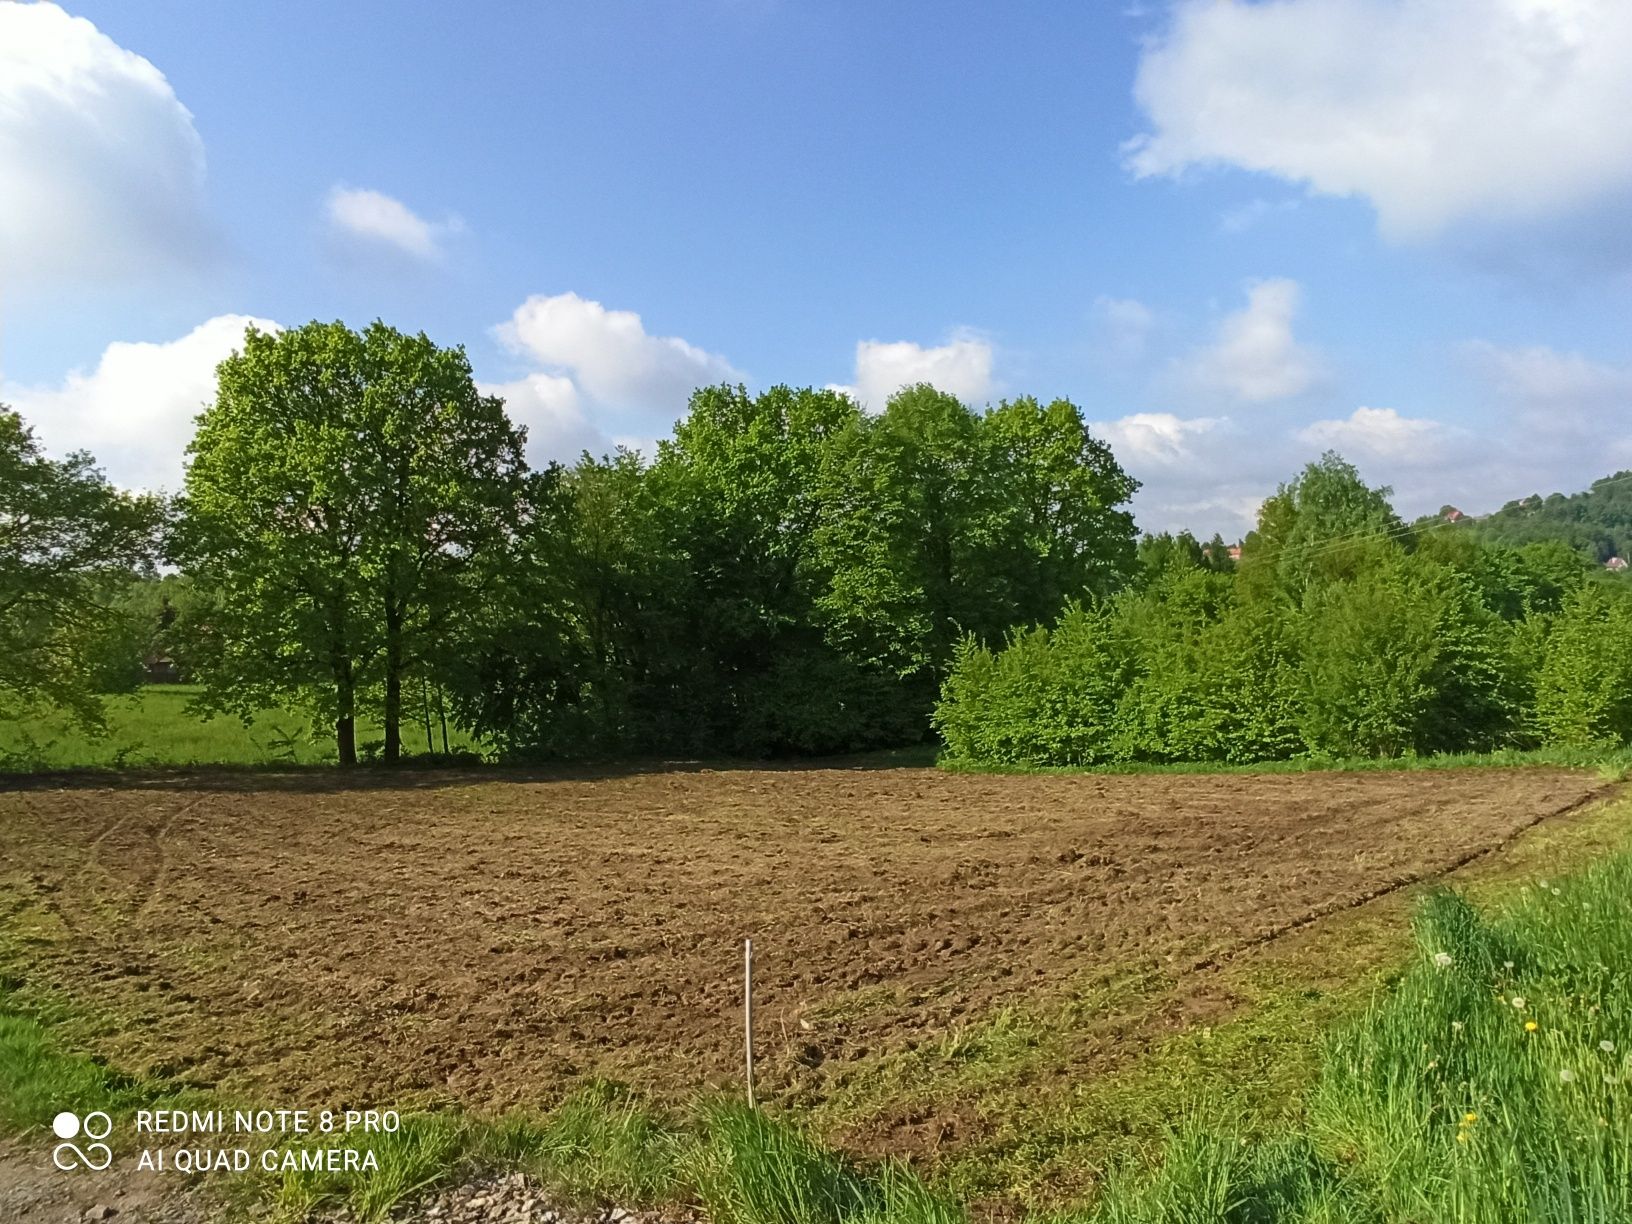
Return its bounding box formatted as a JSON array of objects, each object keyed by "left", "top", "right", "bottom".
[{"left": 744, "top": 937, "right": 756, "bottom": 1108}]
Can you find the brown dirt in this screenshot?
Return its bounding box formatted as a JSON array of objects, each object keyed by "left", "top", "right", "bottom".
[{"left": 0, "top": 765, "right": 1609, "bottom": 1116}]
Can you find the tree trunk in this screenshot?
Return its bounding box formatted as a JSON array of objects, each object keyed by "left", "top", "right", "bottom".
[
  {"left": 332, "top": 619, "right": 356, "bottom": 767},
  {"left": 383, "top": 600, "right": 403, "bottom": 764},
  {"left": 335, "top": 666, "right": 357, "bottom": 767}
]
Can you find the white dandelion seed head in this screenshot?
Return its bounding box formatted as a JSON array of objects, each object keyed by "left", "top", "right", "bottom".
[
  {"left": 1512, "top": 997, "right": 1527, "bottom": 1010},
  {"left": 1601, "top": 1041, "right": 1616, "bottom": 1053},
  {"left": 1433, "top": 952, "right": 1454, "bottom": 970},
  {"left": 1560, "top": 1069, "right": 1576, "bottom": 1083}
]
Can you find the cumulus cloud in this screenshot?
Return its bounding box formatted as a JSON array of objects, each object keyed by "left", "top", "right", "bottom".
[
  {"left": 838, "top": 334, "right": 994, "bottom": 411},
  {"left": 477, "top": 372, "right": 610, "bottom": 467},
  {"left": 1093, "top": 412, "right": 1223, "bottom": 466},
  {"left": 485, "top": 292, "right": 744, "bottom": 462},
  {"left": 325, "top": 186, "right": 461, "bottom": 261},
  {"left": 1182, "top": 279, "right": 1326, "bottom": 404},
  {"left": 496, "top": 293, "right": 742, "bottom": 416},
  {"left": 6, "top": 315, "right": 279, "bottom": 491},
  {"left": 1127, "top": 0, "right": 1632, "bottom": 239},
  {"left": 0, "top": 2, "right": 210, "bottom": 289},
  {"left": 1298, "top": 407, "right": 1455, "bottom": 465}
]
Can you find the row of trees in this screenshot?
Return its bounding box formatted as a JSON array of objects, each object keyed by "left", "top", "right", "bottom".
[
  {"left": 11, "top": 320, "right": 1628, "bottom": 769},
  {"left": 1, "top": 320, "right": 1141, "bottom": 763},
  {"left": 936, "top": 456, "right": 1629, "bottom": 766}
]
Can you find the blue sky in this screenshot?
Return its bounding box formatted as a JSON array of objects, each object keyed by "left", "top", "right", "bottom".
[{"left": 5, "top": 0, "right": 1632, "bottom": 536}]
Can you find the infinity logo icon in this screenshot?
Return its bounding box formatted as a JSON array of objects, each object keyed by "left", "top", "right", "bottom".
[{"left": 51, "top": 1111, "right": 113, "bottom": 1171}]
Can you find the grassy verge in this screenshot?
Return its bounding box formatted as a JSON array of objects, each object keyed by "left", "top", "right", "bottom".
[
  {"left": 938, "top": 744, "right": 1632, "bottom": 780},
  {"left": 1074, "top": 849, "right": 1632, "bottom": 1222}
]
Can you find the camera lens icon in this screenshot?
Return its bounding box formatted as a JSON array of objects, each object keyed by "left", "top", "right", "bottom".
[{"left": 51, "top": 1110, "right": 113, "bottom": 1170}]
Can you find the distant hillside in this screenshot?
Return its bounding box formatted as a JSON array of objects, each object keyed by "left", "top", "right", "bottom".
[{"left": 1461, "top": 471, "right": 1632, "bottom": 565}]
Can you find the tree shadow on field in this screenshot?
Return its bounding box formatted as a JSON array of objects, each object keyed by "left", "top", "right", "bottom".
[{"left": 0, "top": 746, "right": 941, "bottom": 797}]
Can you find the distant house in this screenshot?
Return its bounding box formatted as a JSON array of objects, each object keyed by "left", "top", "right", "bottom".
[
  {"left": 1227, "top": 545, "right": 1242, "bottom": 561},
  {"left": 1608, "top": 557, "right": 1629, "bottom": 572},
  {"left": 1443, "top": 507, "right": 1467, "bottom": 523}
]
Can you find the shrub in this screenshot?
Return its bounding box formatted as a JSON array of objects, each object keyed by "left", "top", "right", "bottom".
[
  {"left": 1294, "top": 557, "right": 1516, "bottom": 758},
  {"left": 1531, "top": 584, "right": 1632, "bottom": 748}
]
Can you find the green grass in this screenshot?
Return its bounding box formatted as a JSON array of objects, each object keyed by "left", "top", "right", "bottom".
[
  {"left": 939, "top": 744, "right": 1632, "bottom": 782},
  {"left": 1070, "top": 851, "right": 1632, "bottom": 1223},
  {"left": 0, "top": 684, "right": 481, "bottom": 772}
]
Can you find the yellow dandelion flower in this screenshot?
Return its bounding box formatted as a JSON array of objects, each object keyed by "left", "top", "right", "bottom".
[
  {"left": 1463, "top": 1112, "right": 1478, "bottom": 1124},
  {"left": 1456, "top": 1131, "right": 1469, "bottom": 1144},
  {"left": 1526, "top": 1020, "right": 1539, "bottom": 1032}
]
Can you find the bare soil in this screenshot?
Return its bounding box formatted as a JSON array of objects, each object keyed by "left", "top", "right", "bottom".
[{"left": 0, "top": 765, "right": 1607, "bottom": 1117}]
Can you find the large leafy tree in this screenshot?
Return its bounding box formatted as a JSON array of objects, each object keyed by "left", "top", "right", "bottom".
[
  {"left": 0, "top": 406, "right": 161, "bottom": 725},
  {"left": 173, "top": 321, "right": 528, "bottom": 765},
  {"left": 814, "top": 386, "right": 1137, "bottom": 684}
]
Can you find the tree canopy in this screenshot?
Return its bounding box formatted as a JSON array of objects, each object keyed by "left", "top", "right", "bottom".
[
  {"left": 0, "top": 406, "right": 161, "bottom": 726},
  {"left": 172, "top": 321, "right": 528, "bottom": 765}
]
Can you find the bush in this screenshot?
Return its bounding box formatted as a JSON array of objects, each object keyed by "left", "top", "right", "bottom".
[
  {"left": 1532, "top": 584, "right": 1632, "bottom": 748},
  {"left": 934, "top": 601, "right": 1135, "bottom": 767},
  {"left": 1294, "top": 557, "right": 1516, "bottom": 758}
]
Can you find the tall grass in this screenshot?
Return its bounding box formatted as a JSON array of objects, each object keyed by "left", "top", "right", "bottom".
[{"left": 1080, "top": 851, "right": 1632, "bottom": 1223}]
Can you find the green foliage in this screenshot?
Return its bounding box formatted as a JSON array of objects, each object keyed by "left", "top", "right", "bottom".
[
  {"left": 814, "top": 388, "right": 1136, "bottom": 685},
  {"left": 173, "top": 321, "right": 528, "bottom": 765},
  {"left": 1112, "top": 576, "right": 1302, "bottom": 765},
  {"left": 0, "top": 406, "right": 161, "bottom": 727},
  {"left": 1294, "top": 555, "right": 1515, "bottom": 758},
  {"left": 1237, "top": 453, "right": 1403, "bottom": 605},
  {"left": 456, "top": 383, "right": 1138, "bottom": 761},
  {"left": 1471, "top": 471, "right": 1632, "bottom": 565},
  {"left": 937, "top": 456, "right": 1632, "bottom": 770},
  {"left": 1531, "top": 583, "right": 1632, "bottom": 747},
  {"left": 934, "top": 602, "right": 1135, "bottom": 767}
]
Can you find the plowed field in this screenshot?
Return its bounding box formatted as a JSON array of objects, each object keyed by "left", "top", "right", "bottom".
[{"left": 0, "top": 765, "right": 1606, "bottom": 1113}]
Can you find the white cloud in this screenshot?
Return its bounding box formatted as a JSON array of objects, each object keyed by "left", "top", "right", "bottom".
[
  {"left": 1298, "top": 407, "right": 1454, "bottom": 465},
  {"left": 477, "top": 372, "right": 610, "bottom": 467},
  {"left": 0, "top": 2, "right": 209, "bottom": 289},
  {"left": 844, "top": 334, "right": 994, "bottom": 411},
  {"left": 1093, "top": 412, "right": 1223, "bottom": 466},
  {"left": 325, "top": 186, "right": 461, "bottom": 261},
  {"left": 1465, "top": 341, "right": 1632, "bottom": 411},
  {"left": 1128, "top": 0, "right": 1632, "bottom": 239},
  {"left": 6, "top": 315, "right": 279, "bottom": 491},
  {"left": 1183, "top": 279, "right": 1325, "bottom": 403},
  {"left": 496, "top": 293, "right": 742, "bottom": 414}
]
